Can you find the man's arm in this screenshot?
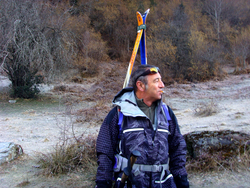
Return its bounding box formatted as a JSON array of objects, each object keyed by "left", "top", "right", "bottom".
[
  {"left": 96, "top": 107, "right": 119, "bottom": 187},
  {"left": 167, "top": 106, "right": 189, "bottom": 188}
]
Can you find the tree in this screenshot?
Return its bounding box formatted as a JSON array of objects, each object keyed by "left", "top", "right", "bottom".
[
  {"left": 0, "top": 0, "right": 54, "bottom": 98},
  {"left": 89, "top": 0, "right": 136, "bottom": 61},
  {"left": 231, "top": 26, "right": 250, "bottom": 73},
  {"left": 188, "top": 29, "right": 222, "bottom": 81},
  {"left": 0, "top": 0, "right": 107, "bottom": 98},
  {"left": 201, "top": 0, "right": 224, "bottom": 45},
  {"left": 147, "top": 1, "right": 193, "bottom": 82},
  {"left": 200, "top": 0, "right": 244, "bottom": 45},
  {"left": 170, "top": 3, "right": 192, "bottom": 80},
  {"left": 147, "top": 23, "right": 177, "bottom": 81}
]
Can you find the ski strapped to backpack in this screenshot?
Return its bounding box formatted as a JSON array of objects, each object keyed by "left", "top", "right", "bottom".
[
  {"left": 139, "top": 9, "right": 149, "bottom": 65},
  {"left": 114, "top": 104, "right": 172, "bottom": 182},
  {"left": 123, "top": 9, "right": 150, "bottom": 88}
]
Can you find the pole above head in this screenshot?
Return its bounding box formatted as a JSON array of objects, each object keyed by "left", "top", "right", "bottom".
[
  {"left": 123, "top": 9, "right": 150, "bottom": 88},
  {"left": 140, "top": 9, "right": 150, "bottom": 65}
]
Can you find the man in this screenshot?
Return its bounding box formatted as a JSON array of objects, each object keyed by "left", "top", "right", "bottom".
[{"left": 96, "top": 65, "right": 189, "bottom": 188}]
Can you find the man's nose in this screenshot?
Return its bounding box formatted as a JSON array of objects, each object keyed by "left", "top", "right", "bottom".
[{"left": 160, "top": 80, "right": 165, "bottom": 88}]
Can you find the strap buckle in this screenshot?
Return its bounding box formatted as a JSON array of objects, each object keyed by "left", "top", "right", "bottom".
[
  {"left": 151, "top": 165, "right": 163, "bottom": 172},
  {"left": 137, "top": 24, "right": 146, "bottom": 31}
]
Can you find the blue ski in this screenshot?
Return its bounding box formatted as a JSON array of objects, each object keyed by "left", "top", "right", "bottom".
[
  {"left": 123, "top": 9, "right": 150, "bottom": 88},
  {"left": 139, "top": 9, "right": 150, "bottom": 65}
]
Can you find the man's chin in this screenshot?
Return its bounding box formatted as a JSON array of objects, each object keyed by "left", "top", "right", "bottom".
[{"left": 157, "top": 95, "right": 162, "bottom": 100}]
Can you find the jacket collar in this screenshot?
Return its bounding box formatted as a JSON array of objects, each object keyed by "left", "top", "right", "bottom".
[{"left": 113, "top": 87, "right": 162, "bottom": 117}]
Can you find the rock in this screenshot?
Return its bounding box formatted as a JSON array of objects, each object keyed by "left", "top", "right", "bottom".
[
  {"left": 0, "top": 75, "right": 11, "bottom": 94},
  {"left": 0, "top": 142, "right": 23, "bottom": 165},
  {"left": 184, "top": 130, "right": 250, "bottom": 160}
]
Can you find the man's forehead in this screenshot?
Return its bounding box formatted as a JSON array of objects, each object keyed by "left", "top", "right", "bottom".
[{"left": 147, "top": 72, "right": 161, "bottom": 80}]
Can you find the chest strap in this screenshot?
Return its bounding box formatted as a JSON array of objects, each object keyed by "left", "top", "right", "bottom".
[
  {"left": 133, "top": 163, "right": 170, "bottom": 185},
  {"left": 114, "top": 154, "right": 171, "bottom": 185},
  {"left": 133, "top": 163, "right": 169, "bottom": 173},
  {"left": 114, "top": 155, "right": 169, "bottom": 173}
]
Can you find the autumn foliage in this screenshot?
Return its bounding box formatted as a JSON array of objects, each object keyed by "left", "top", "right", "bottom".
[{"left": 1, "top": 0, "right": 250, "bottom": 97}]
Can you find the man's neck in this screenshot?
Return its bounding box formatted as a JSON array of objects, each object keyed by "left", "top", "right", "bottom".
[{"left": 135, "top": 91, "right": 153, "bottom": 107}]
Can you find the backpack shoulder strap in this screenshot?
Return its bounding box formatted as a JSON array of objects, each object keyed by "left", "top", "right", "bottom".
[
  {"left": 116, "top": 106, "right": 124, "bottom": 154},
  {"left": 163, "top": 104, "right": 182, "bottom": 134},
  {"left": 161, "top": 104, "right": 171, "bottom": 121},
  {"left": 117, "top": 107, "right": 123, "bottom": 139}
]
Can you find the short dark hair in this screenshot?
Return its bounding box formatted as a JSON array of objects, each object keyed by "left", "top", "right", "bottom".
[{"left": 131, "top": 65, "right": 160, "bottom": 91}]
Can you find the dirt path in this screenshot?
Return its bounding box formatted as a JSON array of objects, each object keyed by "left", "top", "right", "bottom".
[{"left": 0, "top": 70, "right": 250, "bottom": 187}]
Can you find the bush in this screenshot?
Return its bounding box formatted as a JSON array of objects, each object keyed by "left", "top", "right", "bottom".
[
  {"left": 11, "top": 85, "right": 40, "bottom": 99},
  {"left": 186, "top": 146, "right": 250, "bottom": 172},
  {"left": 194, "top": 100, "right": 218, "bottom": 117},
  {"left": 7, "top": 64, "right": 41, "bottom": 99},
  {"left": 38, "top": 134, "right": 97, "bottom": 176}
]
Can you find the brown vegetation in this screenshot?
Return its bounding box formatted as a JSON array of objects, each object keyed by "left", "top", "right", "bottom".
[
  {"left": 194, "top": 100, "right": 218, "bottom": 117},
  {"left": 1, "top": 0, "right": 250, "bottom": 98},
  {"left": 38, "top": 134, "right": 97, "bottom": 176}
]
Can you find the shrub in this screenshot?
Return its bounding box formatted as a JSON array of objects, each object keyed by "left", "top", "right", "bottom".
[
  {"left": 38, "top": 134, "right": 97, "bottom": 176},
  {"left": 186, "top": 147, "right": 250, "bottom": 172},
  {"left": 194, "top": 100, "right": 218, "bottom": 117},
  {"left": 11, "top": 85, "right": 40, "bottom": 99}
]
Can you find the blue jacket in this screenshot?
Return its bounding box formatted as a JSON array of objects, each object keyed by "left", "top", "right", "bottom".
[{"left": 96, "top": 88, "right": 188, "bottom": 188}]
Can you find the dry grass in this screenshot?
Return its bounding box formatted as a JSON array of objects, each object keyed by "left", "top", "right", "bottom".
[
  {"left": 38, "top": 133, "right": 97, "bottom": 176},
  {"left": 36, "top": 95, "right": 99, "bottom": 178},
  {"left": 194, "top": 99, "right": 218, "bottom": 117},
  {"left": 16, "top": 180, "right": 30, "bottom": 187},
  {"left": 186, "top": 145, "right": 250, "bottom": 173}
]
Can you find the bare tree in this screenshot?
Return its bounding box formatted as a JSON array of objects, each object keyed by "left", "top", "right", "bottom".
[
  {"left": 0, "top": 0, "right": 83, "bottom": 98},
  {"left": 201, "top": 0, "right": 225, "bottom": 45},
  {"left": 201, "top": 0, "right": 245, "bottom": 45},
  {"left": 231, "top": 26, "right": 250, "bottom": 72}
]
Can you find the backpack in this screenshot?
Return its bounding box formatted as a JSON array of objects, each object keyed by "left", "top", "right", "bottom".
[
  {"left": 117, "top": 103, "right": 171, "bottom": 140},
  {"left": 113, "top": 104, "right": 172, "bottom": 175}
]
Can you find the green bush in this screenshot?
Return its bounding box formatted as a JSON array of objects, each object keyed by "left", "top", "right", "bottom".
[{"left": 11, "top": 85, "right": 40, "bottom": 99}]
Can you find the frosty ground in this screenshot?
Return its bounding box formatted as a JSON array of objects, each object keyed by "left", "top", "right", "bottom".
[{"left": 0, "top": 65, "right": 250, "bottom": 188}]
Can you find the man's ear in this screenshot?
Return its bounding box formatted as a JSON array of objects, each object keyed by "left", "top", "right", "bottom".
[{"left": 136, "top": 81, "right": 145, "bottom": 91}]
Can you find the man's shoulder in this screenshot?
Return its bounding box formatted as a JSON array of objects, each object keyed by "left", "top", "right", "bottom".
[{"left": 106, "top": 106, "right": 119, "bottom": 125}]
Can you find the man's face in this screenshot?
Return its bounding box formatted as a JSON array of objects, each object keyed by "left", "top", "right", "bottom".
[{"left": 144, "top": 72, "right": 165, "bottom": 102}]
